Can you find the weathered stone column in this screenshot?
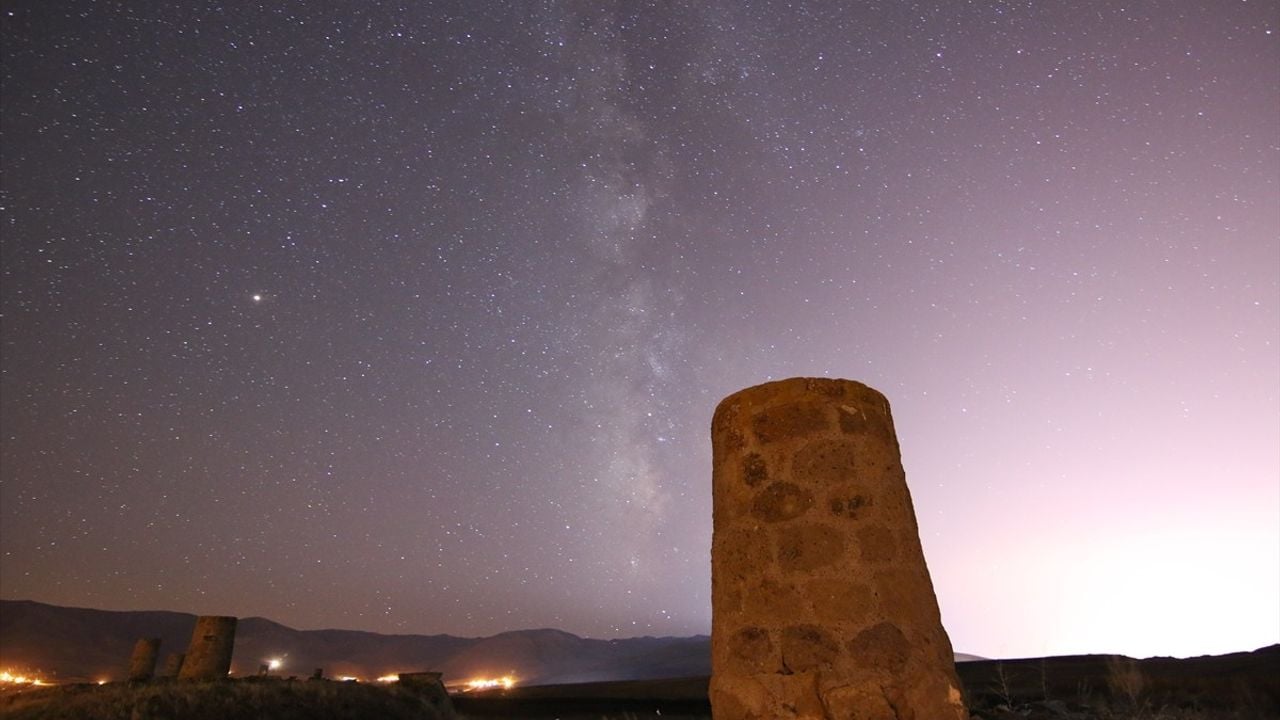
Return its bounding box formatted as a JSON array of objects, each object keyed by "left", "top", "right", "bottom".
[
  {"left": 710, "top": 378, "right": 967, "bottom": 720},
  {"left": 159, "top": 652, "right": 185, "bottom": 678},
  {"left": 178, "top": 616, "right": 237, "bottom": 680},
  {"left": 126, "top": 638, "right": 161, "bottom": 681}
]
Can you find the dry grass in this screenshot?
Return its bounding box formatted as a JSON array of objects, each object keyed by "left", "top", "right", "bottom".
[
  {"left": 5, "top": 658, "right": 1275, "bottom": 720},
  {"left": 965, "top": 658, "right": 1278, "bottom": 720},
  {"left": 1106, "top": 656, "right": 1148, "bottom": 712},
  {"left": 0, "top": 678, "right": 454, "bottom": 720}
]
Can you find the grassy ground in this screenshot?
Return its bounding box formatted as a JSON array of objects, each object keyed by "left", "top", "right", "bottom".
[
  {"left": 0, "top": 678, "right": 454, "bottom": 720},
  {"left": 960, "top": 653, "right": 1280, "bottom": 720},
  {"left": 452, "top": 657, "right": 1279, "bottom": 720},
  {"left": 3, "top": 653, "right": 1276, "bottom": 720}
]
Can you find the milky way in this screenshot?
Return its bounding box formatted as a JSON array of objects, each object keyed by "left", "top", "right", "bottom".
[{"left": 2, "top": 1, "right": 1277, "bottom": 659}]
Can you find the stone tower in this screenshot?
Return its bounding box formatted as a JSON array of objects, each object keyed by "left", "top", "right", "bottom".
[
  {"left": 178, "top": 616, "right": 237, "bottom": 680},
  {"left": 126, "top": 638, "right": 160, "bottom": 682},
  {"left": 710, "top": 378, "right": 967, "bottom": 720}
]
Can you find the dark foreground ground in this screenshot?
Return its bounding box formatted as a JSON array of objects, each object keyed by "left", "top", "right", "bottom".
[
  {"left": 0, "top": 678, "right": 453, "bottom": 720},
  {"left": 455, "top": 646, "right": 1280, "bottom": 720},
  {"left": 3, "top": 645, "right": 1276, "bottom": 719}
]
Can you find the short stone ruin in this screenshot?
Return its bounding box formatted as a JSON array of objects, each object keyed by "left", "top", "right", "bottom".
[
  {"left": 177, "top": 615, "right": 237, "bottom": 681},
  {"left": 710, "top": 377, "right": 968, "bottom": 719},
  {"left": 126, "top": 638, "right": 160, "bottom": 682},
  {"left": 159, "top": 652, "right": 185, "bottom": 678},
  {"left": 399, "top": 672, "right": 455, "bottom": 715}
]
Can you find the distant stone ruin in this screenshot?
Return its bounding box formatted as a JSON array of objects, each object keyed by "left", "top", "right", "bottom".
[
  {"left": 178, "top": 616, "right": 237, "bottom": 680},
  {"left": 710, "top": 378, "right": 968, "bottom": 719},
  {"left": 159, "top": 652, "right": 185, "bottom": 678},
  {"left": 397, "top": 672, "right": 455, "bottom": 716},
  {"left": 126, "top": 638, "right": 160, "bottom": 682}
]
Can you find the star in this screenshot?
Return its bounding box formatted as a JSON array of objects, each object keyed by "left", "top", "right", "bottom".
[{"left": 0, "top": 0, "right": 1274, "bottom": 659}]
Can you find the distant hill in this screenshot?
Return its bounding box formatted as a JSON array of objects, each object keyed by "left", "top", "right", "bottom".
[
  {"left": 0, "top": 599, "right": 706, "bottom": 685},
  {"left": 0, "top": 599, "right": 985, "bottom": 687}
]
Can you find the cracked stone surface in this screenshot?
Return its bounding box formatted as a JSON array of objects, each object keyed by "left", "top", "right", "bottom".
[{"left": 710, "top": 378, "right": 968, "bottom": 720}]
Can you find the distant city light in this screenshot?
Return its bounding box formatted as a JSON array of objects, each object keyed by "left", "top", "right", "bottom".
[
  {"left": 336, "top": 675, "right": 358, "bottom": 682},
  {"left": 0, "top": 670, "right": 46, "bottom": 686},
  {"left": 375, "top": 675, "right": 399, "bottom": 683},
  {"left": 466, "top": 675, "right": 516, "bottom": 691}
]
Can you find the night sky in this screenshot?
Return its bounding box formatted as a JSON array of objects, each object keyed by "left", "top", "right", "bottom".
[{"left": 2, "top": 1, "right": 1277, "bottom": 661}]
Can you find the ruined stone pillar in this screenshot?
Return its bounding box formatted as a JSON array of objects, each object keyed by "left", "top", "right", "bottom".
[
  {"left": 710, "top": 378, "right": 967, "bottom": 720},
  {"left": 126, "top": 638, "right": 161, "bottom": 682},
  {"left": 178, "top": 616, "right": 237, "bottom": 680},
  {"left": 159, "top": 652, "right": 185, "bottom": 678}
]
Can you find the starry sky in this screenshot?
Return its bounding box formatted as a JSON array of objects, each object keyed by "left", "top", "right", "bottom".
[{"left": 2, "top": 1, "right": 1277, "bottom": 661}]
